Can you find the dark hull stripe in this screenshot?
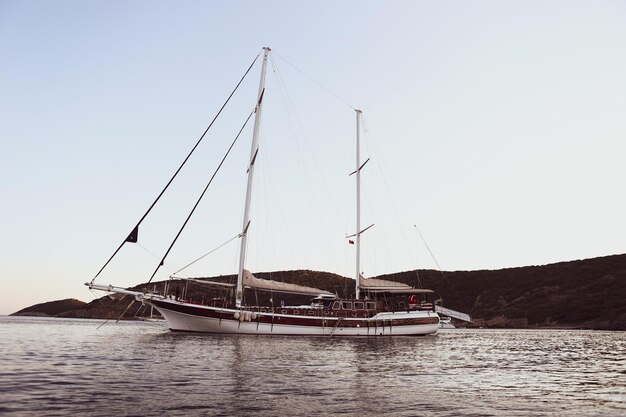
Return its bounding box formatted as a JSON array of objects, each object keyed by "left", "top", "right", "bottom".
[
  {"left": 169, "top": 328, "right": 432, "bottom": 337},
  {"left": 151, "top": 300, "right": 439, "bottom": 328}
]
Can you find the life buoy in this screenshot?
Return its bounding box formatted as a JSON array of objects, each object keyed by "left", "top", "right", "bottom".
[{"left": 409, "top": 295, "right": 418, "bottom": 304}]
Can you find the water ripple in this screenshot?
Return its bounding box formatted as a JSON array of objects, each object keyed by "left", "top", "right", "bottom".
[{"left": 0, "top": 317, "right": 624, "bottom": 416}]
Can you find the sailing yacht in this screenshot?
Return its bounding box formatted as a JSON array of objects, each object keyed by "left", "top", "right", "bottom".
[{"left": 86, "top": 47, "right": 442, "bottom": 336}]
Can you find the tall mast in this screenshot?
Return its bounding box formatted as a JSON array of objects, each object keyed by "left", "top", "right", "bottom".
[
  {"left": 236, "top": 47, "right": 271, "bottom": 307},
  {"left": 355, "top": 109, "right": 362, "bottom": 300}
]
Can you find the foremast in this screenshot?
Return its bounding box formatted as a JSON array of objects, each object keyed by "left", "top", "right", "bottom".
[{"left": 236, "top": 47, "right": 271, "bottom": 307}]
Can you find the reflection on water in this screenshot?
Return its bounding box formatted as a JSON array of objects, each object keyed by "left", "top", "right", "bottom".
[{"left": 0, "top": 316, "right": 624, "bottom": 416}]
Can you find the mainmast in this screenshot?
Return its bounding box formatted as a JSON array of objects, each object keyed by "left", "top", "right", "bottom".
[
  {"left": 355, "top": 109, "right": 362, "bottom": 300},
  {"left": 351, "top": 109, "right": 372, "bottom": 300},
  {"left": 236, "top": 47, "right": 270, "bottom": 307}
]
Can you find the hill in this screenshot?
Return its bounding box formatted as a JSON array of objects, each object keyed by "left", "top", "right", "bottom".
[
  {"left": 11, "top": 298, "right": 87, "bottom": 317},
  {"left": 11, "top": 254, "right": 626, "bottom": 330},
  {"left": 378, "top": 254, "right": 626, "bottom": 330}
]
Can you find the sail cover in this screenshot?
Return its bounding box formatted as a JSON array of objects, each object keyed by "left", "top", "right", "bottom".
[
  {"left": 361, "top": 276, "right": 413, "bottom": 290},
  {"left": 243, "top": 270, "right": 333, "bottom": 296},
  {"left": 360, "top": 277, "right": 413, "bottom": 291}
]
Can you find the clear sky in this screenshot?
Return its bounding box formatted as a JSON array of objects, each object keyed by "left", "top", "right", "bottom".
[{"left": 1, "top": 1, "right": 625, "bottom": 315}]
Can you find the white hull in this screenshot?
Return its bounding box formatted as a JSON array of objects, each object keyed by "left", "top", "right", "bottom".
[{"left": 151, "top": 299, "right": 439, "bottom": 336}]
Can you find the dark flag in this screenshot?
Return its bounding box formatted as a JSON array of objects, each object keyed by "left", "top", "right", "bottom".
[
  {"left": 348, "top": 240, "right": 354, "bottom": 245},
  {"left": 126, "top": 226, "right": 139, "bottom": 243}
]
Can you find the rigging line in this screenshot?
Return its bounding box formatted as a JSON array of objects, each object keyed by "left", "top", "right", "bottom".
[
  {"left": 89, "top": 290, "right": 132, "bottom": 328},
  {"left": 183, "top": 281, "right": 231, "bottom": 297},
  {"left": 270, "top": 54, "right": 343, "bottom": 222},
  {"left": 171, "top": 232, "right": 242, "bottom": 276},
  {"left": 147, "top": 110, "right": 255, "bottom": 283},
  {"left": 132, "top": 302, "right": 146, "bottom": 318},
  {"left": 413, "top": 224, "right": 458, "bottom": 306},
  {"left": 257, "top": 143, "right": 299, "bottom": 267},
  {"left": 138, "top": 241, "right": 177, "bottom": 276},
  {"left": 342, "top": 135, "right": 353, "bottom": 280},
  {"left": 90, "top": 52, "right": 261, "bottom": 285},
  {"left": 264, "top": 56, "right": 309, "bottom": 267},
  {"left": 253, "top": 59, "right": 303, "bottom": 270},
  {"left": 410, "top": 225, "right": 424, "bottom": 289},
  {"left": 257, "top": 135, "right": 276, "bottom": 273},
  {"left": 89, "top": 289, "right": 114, "bottom": 311},
  {"left": 269, "top": 55, "right": 339, "bottom": 269},
  {"left": 115, "top": 299, "right": 136, "bottom": 324},
  {"left": 272, "top": 55, "right": 342, "bottom": 265},
  {"left": 137, "top": 242, "right": 161, "bottom": 262},
  {"left": 361, "top": 115, "right": 414, "bottom": 263},
  {"left": 413, "top": 225, "right": 442, "bottom": 271},
  {"left": 96, "top": 318, "right": 111, "bottom": 330},
  {"left": 272, "top": 50, "right": 356, "bottom": 111}
]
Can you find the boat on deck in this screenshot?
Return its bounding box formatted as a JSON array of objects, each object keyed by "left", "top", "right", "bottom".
[
  {"left": 438, "top": 317, "right": 455, "bottom": 329},
  {"left": 435, "top": 305, "right": 472, "bottom": 329}
]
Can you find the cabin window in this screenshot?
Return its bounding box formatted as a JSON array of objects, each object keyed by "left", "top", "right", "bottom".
[
  {"left": 354, "top": 302, "right": 364, "bottom": 310},
  {"left": 366, "top": 302, "right": 376, "bottom": 310},
  {"left": 294, "top": 310, "right": 299, "bottom": 315},
  {"left": 342, "top": 301, "right": 353, "bottom": 310},
  {"left": 308, "top": 310, "right": 314, "bottom": 315},
  {"left": 332, "top": 301, "right": 341, "bottom": 310}
]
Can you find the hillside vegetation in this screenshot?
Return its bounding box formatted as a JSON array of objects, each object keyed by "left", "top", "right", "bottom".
[
  {"left": 12, "top": 299, "right": 87, "bottom": 317},
  {"left": 379, "top": 254, "right": 626, "bottom": 330},
  {"left": 11, "top": 254, "right": 626, "bottom": 330}
]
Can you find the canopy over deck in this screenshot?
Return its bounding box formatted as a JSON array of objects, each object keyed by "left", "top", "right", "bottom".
[
  {"left": 360, "top": 277, "right": 434, "bottom": 294},
  {"left": 242, "top": 270, "right": 334, "bottom": 296},
  {"left": 178, "top": 270, "right": 333, "bottom": 296}
]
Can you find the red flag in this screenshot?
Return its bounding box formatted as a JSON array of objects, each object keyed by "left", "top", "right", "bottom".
[{"left": 348, "top": 240, "right": 354, "bottom": 244}]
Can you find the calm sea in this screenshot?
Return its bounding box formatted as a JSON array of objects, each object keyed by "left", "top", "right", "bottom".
[{"left": 0, "top": 316, "right": 624, "bottom": 416}]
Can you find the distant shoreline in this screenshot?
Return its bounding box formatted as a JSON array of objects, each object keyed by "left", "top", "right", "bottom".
[
  {"left": 10, "top": 254, "right": 626, "bottom": 331},
  {"left": 3, "top": 315, "right": 625, "bottom": 332}
]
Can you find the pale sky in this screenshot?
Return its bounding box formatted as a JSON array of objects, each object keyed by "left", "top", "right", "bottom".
[{"left": 1, "top": 1, "right": 625, "bottom": 315}]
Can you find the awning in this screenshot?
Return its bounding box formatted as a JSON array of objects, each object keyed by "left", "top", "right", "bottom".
[
  {"left": 360, "top": 277, "right": 434, "bottom": 294},
  {"left": 243, "top": 270, "right": 333, "bottom": 296},
  {"left": 361, "top": 277, "right": 412, "bottom": 289}
]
